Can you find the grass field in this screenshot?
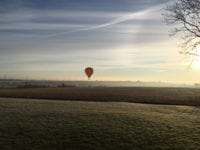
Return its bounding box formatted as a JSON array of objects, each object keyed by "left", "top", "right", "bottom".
[
  {"left": 0, "top": 98, "right": 200, "bottom": 149},
  {"left": 0, "top": 87, "right": 200, "bottom": 106}
]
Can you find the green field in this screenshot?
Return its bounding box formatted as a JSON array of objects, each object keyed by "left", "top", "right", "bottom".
[{"left": 0, "top": 98, "right": 200, "bottom": 149}]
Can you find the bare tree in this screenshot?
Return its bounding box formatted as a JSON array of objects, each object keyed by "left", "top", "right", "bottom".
[{"left": 164, "top": 0, "right": 200, "bottom": 56}]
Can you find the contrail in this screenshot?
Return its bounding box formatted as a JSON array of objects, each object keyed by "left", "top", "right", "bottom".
[{"left": 46, "top": 3, "right": 167, "bottom": 38}]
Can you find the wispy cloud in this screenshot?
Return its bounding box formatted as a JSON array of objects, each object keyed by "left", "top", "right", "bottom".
[{"left": 46, "top": 3, "right": 167, "bottom": 38}]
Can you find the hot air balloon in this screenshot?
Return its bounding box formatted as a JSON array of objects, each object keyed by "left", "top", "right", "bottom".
[{"left": 85, "top": 67, "right": 94, "bottom": 79}]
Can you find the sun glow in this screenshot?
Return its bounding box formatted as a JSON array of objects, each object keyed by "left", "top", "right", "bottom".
[{"left": 192, "top": 47, "right": 200, "bottom": 69}]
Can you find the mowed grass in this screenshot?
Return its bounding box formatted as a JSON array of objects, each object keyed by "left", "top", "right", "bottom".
[
  {"left": 0, "top": 98, "right": 200, "bottom": 149},
  {"left": 0, "top": 87, "right": 200, "bottom": 106}
]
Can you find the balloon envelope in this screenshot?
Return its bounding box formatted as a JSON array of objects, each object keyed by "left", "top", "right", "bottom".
[{"left": 85, "top": 67, "right": 94, "bottom": 79}]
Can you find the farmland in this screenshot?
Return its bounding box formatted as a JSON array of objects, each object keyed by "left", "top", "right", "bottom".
[
  {"left": 0, "top": 87, "right": 199, "bottom": 106},
  {"left": 0, "top": 98, "right": 200, "bottom": 149},
  {"left": 0, "top": 87, "right": 200, "bottom": 149}
]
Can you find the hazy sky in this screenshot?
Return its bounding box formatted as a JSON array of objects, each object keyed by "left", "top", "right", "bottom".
[{"left": 0, "top": 0, "right": 200, "bottom": 83}]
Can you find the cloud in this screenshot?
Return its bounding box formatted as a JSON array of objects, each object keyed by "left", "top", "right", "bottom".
[
  {"left": 0, "top": 1, "right": 170, "bottom": 40},
  {"left": 0, "top": 0, "right": 170, "bottom": 12},
  {"left": 46, "top": 3, "right": 167, "bottom": 38}
]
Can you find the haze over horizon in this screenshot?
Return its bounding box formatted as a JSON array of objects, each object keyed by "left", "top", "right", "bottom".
[{"left": 1, "top": 0, "right": 200, "bottom": 83}]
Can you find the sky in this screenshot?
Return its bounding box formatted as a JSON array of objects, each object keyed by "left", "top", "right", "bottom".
[{"left": 0, "top": 0, "right": 200, "bottom": 83}]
